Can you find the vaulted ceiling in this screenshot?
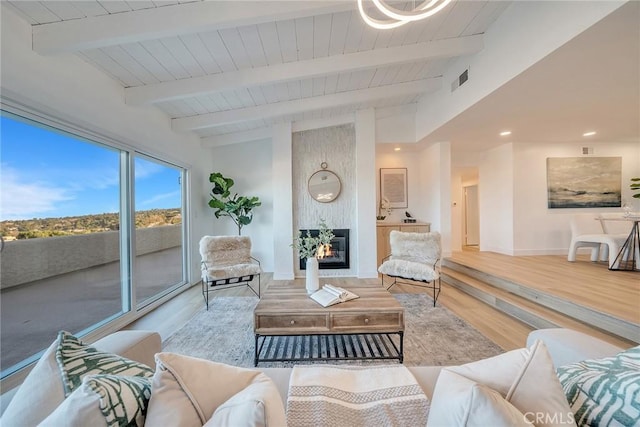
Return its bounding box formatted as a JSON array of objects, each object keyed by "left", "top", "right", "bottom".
[
  {"left": 6, "top": 0, "right": 509, "bottom": 143},
  {"left": 5, "top": 1, "right": 639, "bottom": 152}
]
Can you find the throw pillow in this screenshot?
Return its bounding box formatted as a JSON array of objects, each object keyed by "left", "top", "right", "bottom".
[
  {"left": 145, "top": 352, "right": 286, "bottom": 427},
  {"left": 39, "top": 374, "right": 152, "bottom": 427},
  {"left": 557, "top": 345, "right": 640, "bottom": 427},
  {"left": 1, "top": 331, "right": 153, "bottom": 426},
  {"left": 1, "top": 336, "right": 67, "bottom": 426},
  {"left": 428, "top": 370, "right": 533, "bottom": 427},
  {"left": 205, "top": 375, "right": 281, "bottom": 426},
  {"left": 444, "top": 340, "right": 574, "bottom": 426},
  {"left": 56, "top": 331, "right": 154, "bottom": 396}
]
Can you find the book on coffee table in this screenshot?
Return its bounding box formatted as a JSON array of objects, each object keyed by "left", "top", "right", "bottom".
[{"left": 310, "top": 284, "right": 359, "bottom": 307}]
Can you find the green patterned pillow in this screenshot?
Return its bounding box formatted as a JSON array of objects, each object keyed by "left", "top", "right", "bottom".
[
  {"left": 557, "top": 346, "right": 640, "bottom": 427},
  {"left": 55, "top": 331, "right": 153, "bottom": 397},
  {"left": 40, "top": 374, "right": 152, "bottom": 427}
]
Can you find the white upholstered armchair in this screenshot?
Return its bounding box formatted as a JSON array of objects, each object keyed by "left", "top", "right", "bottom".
[
  {"left": 378, "top": 231, "right": 441, "bottom": 307},
  {"left": 199, "top": 235, "right": 261, "bottom": 310}
]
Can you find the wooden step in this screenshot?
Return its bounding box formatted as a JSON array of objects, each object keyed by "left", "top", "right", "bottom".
[
  {"left": 446, "top": 251, "right": 639, "bottom": 324},
  {"left": 441, "top": 262, "right": 637, "bottom": 348},
  {"left": 387, "top": 280, "right": 535, "bottom": 351}
]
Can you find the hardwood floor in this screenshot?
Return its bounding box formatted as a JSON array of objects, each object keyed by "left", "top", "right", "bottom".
[
  {"left": 124, "top": 280, "right": 259, "bottom": 342},
  {"left": 448, "top": 251, "right": 639, "bottom": 324},
  {"left": 126, "top": 253, "right": 638, "bottom": 353},
  {"left": 386, "top": 281, "right": 534, "bottom": 351}
]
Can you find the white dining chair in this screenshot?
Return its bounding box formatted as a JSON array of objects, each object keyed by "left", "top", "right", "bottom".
[{"left": 568, "top": 214, "right": 626, "bottom": 268}]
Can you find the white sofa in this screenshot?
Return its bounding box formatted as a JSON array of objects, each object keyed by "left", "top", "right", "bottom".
[
  {"left": 264, "top": 328, "right": 625, "bottom": 402},
  {"left": 0, "top": 328, "right": 629, "bottom": 425}
]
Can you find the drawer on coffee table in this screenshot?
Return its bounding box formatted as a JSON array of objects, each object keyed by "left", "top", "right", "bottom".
[
  {"left": 255, "top": 314, "right": 328, "bottom": 331},
  {"left": 330, "top": 312, "right": 403, "bottom": 331}
]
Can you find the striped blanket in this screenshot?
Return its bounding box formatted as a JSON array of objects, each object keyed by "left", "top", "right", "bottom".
[{"left": 286, "top": 365, "right": 430, "bottom": 427}]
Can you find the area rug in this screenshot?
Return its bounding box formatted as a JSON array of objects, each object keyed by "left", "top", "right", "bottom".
[{"left": 162, "top": 294, "right": 504, "bottom": 367}]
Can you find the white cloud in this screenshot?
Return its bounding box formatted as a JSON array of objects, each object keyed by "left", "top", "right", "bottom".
[
  {"left": 138, "top": 191, "right": 181, "bottom": 208},
  {"left": 67, "top": 167, "right": 120, "bottom": 191},
  {"left": 135, "top": 160, "right": 164, "bottom": 180},
  {"left": 0, "top": 166, "right": 73, "bottom": 220}
]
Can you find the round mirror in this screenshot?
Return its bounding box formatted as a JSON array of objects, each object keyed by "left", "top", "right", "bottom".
[{"left": 308, "top": 166, "right": 341, "bottom": 203}]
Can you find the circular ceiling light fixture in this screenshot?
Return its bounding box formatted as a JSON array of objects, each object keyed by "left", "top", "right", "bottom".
[
  {"left": 499, "top": 131, "right": 512, "bottom": 136},
  {"left": 583, "top": 131, "right": 597, "bottom": 137},
  {"left": 358, "top": 0, "right": 454, "bottom": 30}
]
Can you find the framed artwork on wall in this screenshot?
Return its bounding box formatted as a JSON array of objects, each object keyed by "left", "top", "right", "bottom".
[
  {"left": 380, "top": 168, "right": 408, "bottom": 209},
  {"left": 546, "top": 157, "right": 622, "bottom": 208}
]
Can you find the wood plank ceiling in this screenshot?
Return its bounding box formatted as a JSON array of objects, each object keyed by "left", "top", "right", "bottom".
[{"left": 7, "top": 0, "right": 510, "bottom": 142}]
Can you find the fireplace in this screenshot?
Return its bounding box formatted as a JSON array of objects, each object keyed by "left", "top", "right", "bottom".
[{"left": 299, "top": 229, "right": 350, "bottom": 270}]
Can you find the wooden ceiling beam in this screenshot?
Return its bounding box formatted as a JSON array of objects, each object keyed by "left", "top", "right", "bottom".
[
  {"left": 201, "top": 127, "right": 272, "bottom": 147},
  {"left": 127, "top": 35, "right": 482, "bottom": 106},
  {"left": 173, "top": 78, "right": 441, "bottom": 131}
]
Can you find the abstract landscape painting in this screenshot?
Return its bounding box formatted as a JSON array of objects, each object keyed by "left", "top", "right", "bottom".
[{"left": 547, "top": 157, "right": 621, "bottom": 208}]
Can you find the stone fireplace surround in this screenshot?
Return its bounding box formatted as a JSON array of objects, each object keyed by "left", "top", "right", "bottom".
[{"left": 292, "top": 123, "right": 358, "bottom": 277}]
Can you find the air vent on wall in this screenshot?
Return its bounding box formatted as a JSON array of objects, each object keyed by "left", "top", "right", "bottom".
[
  {"left": 582, "top": 147, "right": 594, "bottom": 155},
  {"left": 451, "top": 68, "right": 469, "bottom": 92}
]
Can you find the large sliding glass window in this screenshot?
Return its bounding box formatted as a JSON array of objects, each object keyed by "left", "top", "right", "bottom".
[
  {"left": 0, "top": 110, "right": 188, "bottom": 378},
  {"left": 134, "top": 156, "right": 184, "bottom": 307}
]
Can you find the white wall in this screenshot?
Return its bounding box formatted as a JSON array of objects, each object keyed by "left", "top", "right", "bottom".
[
  {"left": 208, "top": 139, "right": 275, "bottom": 271},
  {"left": 375, "top": 113, "right": 416, "bottom": 144},
  {"left": 415, "top": 1, "right": 626, "bottom": 142},
  {"left": 475, "top": 140, "right": 640, "bottom": 256},
  {"left": 374, "top": 142, "right": 453, "bottom": 256},
  {"left": 355, "top": 109, "right": 378, "bottom": 278},
  {"left": 479, "top": 144, "right": 515, "bottom": 254},
  {"left": 439, "top": 142, "right": 452, "bottom": 257},
  {"left": 417, "top": 142, "right": 452, "bottom": 257},
  {"left": 271, "top": 123, "right": 294, "bottom": 279},
  {"left": 450, "top": 171, "right": 464, "bottom": 252},
  {"left": 0, "top": 5, "right": 208, "bottom": 285},
  {"left": 375, "top": 151, "right": 427, "bottom": 223},
  {"left": 205, "top": 121, "right": 379, "bottom": 278},
  {"left": 513, "top": 141, "right": 640, "bottom": 255},
  {"left": 419, "top": 145, "right": 443, "bottom": 233}
]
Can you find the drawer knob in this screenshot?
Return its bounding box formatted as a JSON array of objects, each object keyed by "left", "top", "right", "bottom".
[
  {"left": 364, "top": 318, "right": 369, "bottom": 324},
  {"left": 290, "top": 320, "right": 295, "bottom": 325}
]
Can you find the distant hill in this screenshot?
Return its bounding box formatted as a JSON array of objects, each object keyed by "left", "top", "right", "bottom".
[{"left": 1, "top": 209, "right": 182, "bottom": 241}]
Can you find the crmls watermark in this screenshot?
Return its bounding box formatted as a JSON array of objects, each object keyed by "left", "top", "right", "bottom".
[{"left": 524, "top": 412, "right": 575, "bottom": 425}]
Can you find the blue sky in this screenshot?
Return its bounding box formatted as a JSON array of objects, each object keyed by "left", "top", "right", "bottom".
[{"left": 1, "top": 114, "right": 181, "bottom": 221}]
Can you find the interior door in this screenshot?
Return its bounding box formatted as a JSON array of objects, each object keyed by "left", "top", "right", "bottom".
[{"left": 464, "top": 185, "right": 480, "bottom": 246}]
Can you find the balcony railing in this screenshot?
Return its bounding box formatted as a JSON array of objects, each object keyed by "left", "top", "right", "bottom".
[
  {"left": 0, "top": 225, "right": 183, "bottom": 374},
  {"left": 1, "top": 225, "right": 181, "bottom": 289}
]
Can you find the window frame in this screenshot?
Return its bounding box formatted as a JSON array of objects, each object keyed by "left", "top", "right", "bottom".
[
  {"left": 0, "top": 97, "right": 192, "bottom": 385},
  {"left": 132, "top": 152, "right": 189, "bottom": 309}
]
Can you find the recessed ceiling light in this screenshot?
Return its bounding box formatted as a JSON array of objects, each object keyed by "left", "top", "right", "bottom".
[
  {"left": 583, "top": 131, "right": 597, "bottom": 137},
  {"left": 499, "top": 131, "right": 512, "bottom": 136},
  {"left": 394, "top": 147, "right": 401, "bottom": 151}
]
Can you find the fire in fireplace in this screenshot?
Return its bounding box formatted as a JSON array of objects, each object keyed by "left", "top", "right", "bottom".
[{"left": 299, "top": 229, "right": 350, "bottom": 270}]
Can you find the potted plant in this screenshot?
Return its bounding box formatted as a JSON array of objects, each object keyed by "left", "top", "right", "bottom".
[
  {"left": 208, "top": 172, "right": 261, "bottom": 235},
  {"left": 291, "top": 220, "right": 335, "bottom": 294}
]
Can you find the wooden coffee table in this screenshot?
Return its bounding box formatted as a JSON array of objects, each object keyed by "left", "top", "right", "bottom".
[{"left": 253, "top": 281, "right": 404, "bottom": 366}]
